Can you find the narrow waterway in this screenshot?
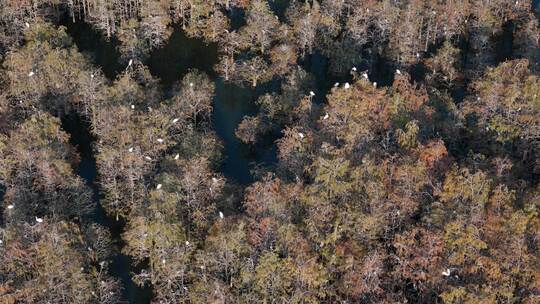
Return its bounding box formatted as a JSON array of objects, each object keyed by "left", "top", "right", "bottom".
[
  {"left": 60, "top": 17, "right": 284, "bottom": 303},
  {"left": 61, "top": 113, "right": 154, "bottom": 303}
]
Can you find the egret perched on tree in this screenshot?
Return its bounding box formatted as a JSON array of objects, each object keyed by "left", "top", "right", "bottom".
[
  {"left": 185, "top": 241, "right": 190, "bottom": 246},
  {"left": 174, "top": 154, "right": 180, "bottom": 160},
  {"left": 145, "top": 156, "right": 152, "bottom": 161},
  {"left": 219, "top": 211, "right": 224, "bottom": 219},
  {"left": 212, "top": 177, "right": 218, "bottom": 183},
  {"left": 156, "top": 184, "right": 162, "bottom": 190},
  {"left": 91, "top": 73, "right": 95, "bottom": 79},
  {"left": 131, "top": 104, "right": 135, "bottom": 109},
  {"left": 298, "top": 132, "right": 305, "bottom": 139},
  {"left": 352, "top": 67, "right": 357, "bottom": 72},
  {"left": 362, "top": 72, "right": 369, "bottom": 79},
  {"left": 128, "top": 59, "right": 133, "bottom": 67},
  {"left": 309, "top": 91, "right": 315, "bottom": 97},
  {"left": 344, "top": 83, "right": 350, "bottom": 89},
  {"left": 7, "top": 204, "right": 14, "bottom": 209},
  {"left": 28, "top": 71, "right": 35, "bottom": 77},
  {"left": 172, "top": 118, "right": 180, "bottom": 124},
  {"left": 157, "top": 138, "right": 164, "bottom": 143},
  {"left": 323, "top": 113, "right": 329, "bottom": 120},
  {"left": 442, "top": 268, "right": 452, "bottom": 277},
  {"left": 334, "top": 82, "right": 340, "bottom": 87},
  {"left": 25, "top": 22, "right": 30, "bottom": 28},
  {"left": 396, "top": 69, "right": 402, "bottom": 75},
  {"left": 189, "top": 82, "right": 194, "bottom": 87},
  {"left": 373, "top": 82, "right": 377, "bottom": 88},
  {"left": 35, "top": 216, "right": 43, "bottom": 223},
  {"left": 128, "top": 147, "right": 134, "bottom": 152}
]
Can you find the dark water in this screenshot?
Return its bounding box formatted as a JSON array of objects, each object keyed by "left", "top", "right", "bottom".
[
  {"left": 61, "top": 17, "right": 283, "bottom": 303},
  {"left": 61, "top": 114, "right": 154, "bottom": 303},
  {"left": 62, "top": 19, "right": 122, "bottom": 79},
  {"left": 147, "top": 24, "right": 219, "bottom": 88}
]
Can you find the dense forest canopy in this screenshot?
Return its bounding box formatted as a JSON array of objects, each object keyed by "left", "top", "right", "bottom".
[{"left": 1, "top": 0, "right": 540, "bottom": 303}]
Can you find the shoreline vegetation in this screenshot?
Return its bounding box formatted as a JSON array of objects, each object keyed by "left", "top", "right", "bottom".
[{"left": 1, "top": 1, "right": 540, "bottom": 303}]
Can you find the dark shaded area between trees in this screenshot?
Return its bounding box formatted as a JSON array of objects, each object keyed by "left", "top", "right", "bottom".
[{"left": 1, "top": 1, "right": 540, "bottom": 303}]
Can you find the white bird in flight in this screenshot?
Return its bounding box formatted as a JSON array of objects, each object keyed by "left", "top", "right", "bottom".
[{"left": 35, "top": 216, "right": 43, "bottom": 223}]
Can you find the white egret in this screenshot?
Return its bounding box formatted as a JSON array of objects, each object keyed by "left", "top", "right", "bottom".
[
  {"left": 128, "top": 147, "right": 134, "bottom": 152},
  {"left": 156, "top": 184, "right": 162, "bottom": 190},
  {"left": 172, "top": 118, "right": 180, "bottom": 124},
  {"left": 35, "top": 216, "right": 43, "bottom": 223},
  {"left": 189, "top": 82, "right": 194, "bottom": 87},
  {"left": 91, "top": 73, "right": 95, "bottom": 79},
  {"left": 145, "top": 156, "right": 152, "bottom": 161},
  {"left": 334, "top": 82, "right": 340, "bottom": 87},
  {"left": 185, "top": 241, "right": 190, "bottom": 246},
  {"left": 174, "top": 154, "right": 180, "bottom": 160},
  {"left": 396, "top": 69, "right": 402, "bottom": 75},
  {"left": 298, "top": 132, "right": 305, "bottom": 139},
  {"left": 25, "top": 22, "right": 30, "bottom": 28},
  {"left": 157, "top": 138, "right": 164, "bottom": 143},
  {"left": 28, "top": 71, "right": 35, "bottom": 77},
  {"left": 442, "top": 268, "right": 451, "bottom": 276},
  {"left": 309, "top": 91, "right": 315, "bottom": 96},
  {"left": 362, "top": 72, "right": 369, "bottom": 79},
  {"left": 323, "top": 113, "right": 329, "bottom": 120},
  {"left": 373, "top": 82, "right": 377, "bottom": 88},
  {"left": 219, "top": 211, "right": 224, "bottom": 219},
  {"left": 128, "top": 59, "right": 133, "bottom": 67},
  {"left": 7, "top": 204, "right": 14, "bottom": 209},
  {"left": 212, "top": 177, "right": 218, "bottom": 183},
  {"left": 131, "top": 104, "right": 135, "bottom": 109},
  {"left": 162, "top": 259, "right": 166, "bottom": 264},
  {"left": 352, "top": 67, "right": 357, "bottom": 72},
  {"left": 344, "top": 82, "right": 350, "bottom": 89}
]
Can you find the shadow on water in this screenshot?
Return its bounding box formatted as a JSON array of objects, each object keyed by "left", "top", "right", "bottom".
[
  {"left": 61, "top": 113, "right": 154, "bottom": 303},
  {"left": 60, "top": 18, "right": 123, "bottom": 79},
  {"left": 146, "top": 23, "right": 278, "bottom": 184},
  {"left": 147, "top": 24, "right": 218, "bottom": 88}
]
